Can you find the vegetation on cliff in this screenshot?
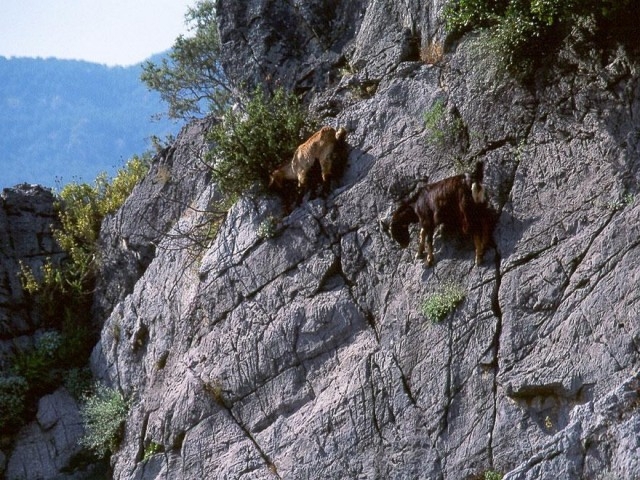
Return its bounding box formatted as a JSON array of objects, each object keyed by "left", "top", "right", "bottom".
[
  {"left": 2, "top": 157, "right": 149, "bottom": 434},
  {"left": 206, "top": 87, "right": 317, "bottom": 198},
  {"left": 444, "top": 0, "right": 640, "bottom": 74},
  {"left": 141, "top": 0, "right": 231, "bottom": 120}
]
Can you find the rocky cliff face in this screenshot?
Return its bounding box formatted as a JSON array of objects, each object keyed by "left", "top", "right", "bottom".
[
  {"left": 4, "top": 0, "right": 640, "bottom": 479},
  {"left": 0, "top": 185, "right": 61, "bottom": 363}
]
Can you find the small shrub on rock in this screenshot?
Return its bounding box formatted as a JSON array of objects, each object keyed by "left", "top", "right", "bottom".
[
  {"left": 257, "top": 215, "right": 279, "bottom": 239},
  {"left": 443, "top": 0, "right": 640, "bottom": 76},
  {"left": 421, "top": 282, "right": 466, "bottom": 322},
  {"left": 143, "top": 441, "right": 164, "bottom": 461},
  {"left": 484, "top": 470, "right": 504, "bottom": 480},
  {"left": 423, "top": 99, "right": 465, "bottom": 149},
  {"left": 80, "top": 383, "right": 130, "bottom": 458}
]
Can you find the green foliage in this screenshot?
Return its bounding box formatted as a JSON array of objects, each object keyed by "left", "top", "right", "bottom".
[
  {"left": 10, "top": 316, "right": 93, "bottom": 400},
  {"left": 143, "top": 441, "right": 164, "bottom": 461},
  {"left": 0, "top": 375, "right": 28, "bottom": 430},
  {"left": 10, "top": 157, "right": 147, "bottom": 430},
  {"left": 421, "top": 282, "right": 466, "bottom": 322},
  {"left": 141, "top": 0, "right": 232, "bottom": 119},
  {"left": 21, "top": 155, "right": 149, "bottom": 303},
  {"left": 443, "top": 0, "right": 638, "bottom": 74},
  {"left": 64, "top": 367, "right": 94, "bottom": 400},
  {"left": 607, "top": 192, "right": 635, "bottom": 212},
  {"left": 257, "top": 215, "right": 279, "bottom": 239},
  {"left": 206, "top": 87, "right": 317, "bottom": 198},
  {"left": 11, "top": 331, "right": 63, "bottom": 392},
  {"left": 484, "top": 470, "right": 504, "bottom": 480},
  {"left": 57, "top": 155, "right": 149, "bottom": 250},
  {"left": 80, "top": 384, "right": 130, "bottom": 458}
]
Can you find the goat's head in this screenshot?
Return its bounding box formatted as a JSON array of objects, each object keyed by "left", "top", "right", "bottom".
[
  {"left": 389, "top": 203, "right": 419, "bottom": 248},
  {"left": 269, "top": 169, "right": 287, "bottom": 190},
  {"left": 319, "top": 126, "right": 337, "bottom": 141},
  {"left": 470, "top": 161, "right": 485, "bottom": 203}
]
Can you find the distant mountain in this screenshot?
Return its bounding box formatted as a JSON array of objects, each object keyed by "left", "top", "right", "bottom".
[{"left": 0, "top": 56, "right": 182, "bottom": 189}]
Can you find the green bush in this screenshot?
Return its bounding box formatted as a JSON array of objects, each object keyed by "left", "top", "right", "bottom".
[
  {"left": 421, "top": 282, "right": 466, "bottom": 322},
  {"left": 80, "top": 383, "right": 130, "bottom": 458},
  {"left": 55, "top": 154, "right": 149, "bottom": 263},
  {"left": 11, "top": 331, "right": 63, "bottom": 393},
  {"left": 11, "top": 156, "right": 148, "bottom": 429},
  {"left": 20, "top": 155, "right": 149, "bottom": 303},
  {"left": 423, "top": 99, "right": 464, "bottom": 148},
  {"left": 206, "top": 87, "right": 317, "bottom": 198},
  {"left": 0, "top": 375, "right": 28, "bottom": 430},
  {"left": 143, "top": 441, "right": 164, "bottom": 461},
  {"left": 443, "top": 0, "right": 638, "bottom": 74}
]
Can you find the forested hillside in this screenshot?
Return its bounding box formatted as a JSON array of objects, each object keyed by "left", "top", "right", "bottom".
[{"left": 0, "top": 56, "right": 179, "bottom": 189}]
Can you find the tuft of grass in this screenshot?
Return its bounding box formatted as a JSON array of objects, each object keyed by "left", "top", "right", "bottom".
[
  {"left": 143, "top": 441, "right": 164, "bottom": 461},
  {"left": 484, "top": 470, "right": 504, "bottom": 480},
  {"left": 421, "top": 282, "right": 466, "bottom": 322},
  {"left": 423, "top": 99, "right": 465, "bottom": 148},
  {"left": 257, "top": 215, "right": 279, "bottom": 239}
]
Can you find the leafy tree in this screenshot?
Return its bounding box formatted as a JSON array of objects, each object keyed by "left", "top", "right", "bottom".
[{"left": 141, "top": 0, "right": 233, "bottom": 119}]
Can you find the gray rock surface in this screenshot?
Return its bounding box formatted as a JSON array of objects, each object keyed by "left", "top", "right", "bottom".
[
  {"left": 89, "top": 1, "right": 640, "bottom": 478},
  {"left": 92, "top": 117, "right": 218, "bottom": 324},
  {"left": 0, "top": 184, "right": 61, "bottom": 366},
  {"left": 5, "top": 388, "right": 86, "bottom": 479}
]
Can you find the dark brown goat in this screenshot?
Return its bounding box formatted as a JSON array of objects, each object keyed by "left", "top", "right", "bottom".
[{"left": 389, "top": 161, "right": 493, "bottom": 266}]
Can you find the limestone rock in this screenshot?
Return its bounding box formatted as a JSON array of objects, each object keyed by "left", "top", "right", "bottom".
[
  {"left": 5, "top": 388, "right": 88, "bottom": 479},
  {"left": 92, "top": 117, "right": 218, "bottom": 325},
  {"left": 0, "top": 184, "right": 61, "bottom": 365},
  {"left": 3, "top": 0, "right": 640, "bottom": 479},
  {"left": 91, "top": 14, "right": 640, "bottom": 478}
]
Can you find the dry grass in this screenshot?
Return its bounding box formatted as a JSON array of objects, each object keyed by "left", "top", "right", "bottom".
[{"left": 421, "top": 42, "right": 444, "bottom": 65}]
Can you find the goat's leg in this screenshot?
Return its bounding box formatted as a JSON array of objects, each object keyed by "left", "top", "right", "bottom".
[
  {"left": 417, "top": 224, "right": 435, "bottom": 266},
  {"left": 319, "top": 158, "right": 332, "bottom": 198},
  {"left": 473, "top": 233, "right": 485, "bottom": 266},
  {"left": 296, "top": 170, "right": 308, "bottom": 205},
  {"left": 417, "top": 227, "right": 426, "bottom": 259},
  {"left": 425, "top": 231, "right": 435, "bottom": 266}
]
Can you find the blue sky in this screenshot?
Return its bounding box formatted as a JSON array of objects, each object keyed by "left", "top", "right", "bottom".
[{"left": 0, "top": 0, "right": 194, "bottom": 66}]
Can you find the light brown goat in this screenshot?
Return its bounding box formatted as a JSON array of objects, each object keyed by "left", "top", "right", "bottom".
[{"left": 269, "top": 126, "right": 340, "bottom": 192}]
